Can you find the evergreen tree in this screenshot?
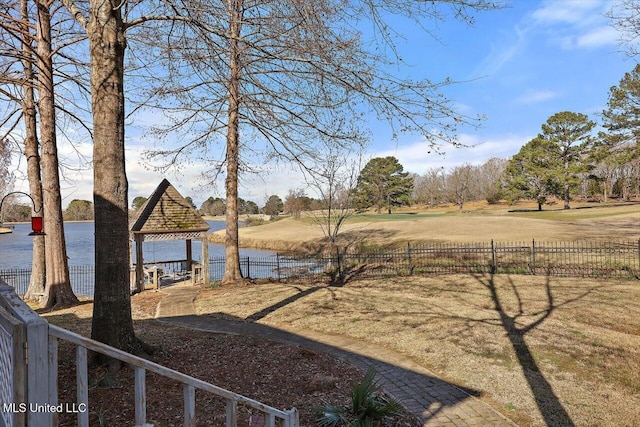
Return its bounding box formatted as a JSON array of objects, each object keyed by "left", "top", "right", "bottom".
[
  {"left": 538, "top": 112, "right": 596, "bottom": 209},
  {"left": 64, "top": 199, "right": 94, "bottom": 221},
  {"left": 600, "top": 64, "right": 640, "bottom": 200},
  {"left": 200, "top": 197, "right": 226, "bottom": 216},
  {"left": 262, "top": 195, "right": 283, "bottom": 216},
  {"left": 354, "top": 157, "right": 413, "bottom": 213},
  {"left": 131, "top": 196, "right": 148, "bottom": 210},
  {"left": 184, "top": 196, "right": 196, "bottom": 209},
  {"left": 504, "top": 137, "right": 561, "bottom": 211}
]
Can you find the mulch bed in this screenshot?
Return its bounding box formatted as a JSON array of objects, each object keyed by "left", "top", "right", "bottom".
[{"left": 50, "top": 293, "right": 420, "bottom": 426}]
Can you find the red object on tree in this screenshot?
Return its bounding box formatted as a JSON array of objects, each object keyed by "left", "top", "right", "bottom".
[{"left": 29, "top": 215, "right": 45, "bottom": 235}]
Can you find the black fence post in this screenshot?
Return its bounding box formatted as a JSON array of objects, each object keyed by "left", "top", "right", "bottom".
[
  {"left": 245, "top": 257, "right": 250, "bottom": 278},
  {"left": 276, "top": 253, "right": 281, "bottom": 282},
  {"left": 491, "top": 239, "right": 497, "bottom": 274},
  {"left": 531, "top": 239, "right": 536, "bottom": 275},
  {"left": 407, "top": 242, "right": 413, "bottom": 275},
  {"left": 335, "top": 246, "right": 342, "bottom": 278}
]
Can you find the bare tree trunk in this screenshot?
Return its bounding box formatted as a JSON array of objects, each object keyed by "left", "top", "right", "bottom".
[
  {"left": 20, "top": 0, "right": 46, "bottom": 302},
  {"left": 36, "top": 0, "right": 78, "bottom": 308},
  {"left": 88, "top": 0, "right": 139, "bottom": 354},
  {"left": 222, "top": 0, "right": 243, "bottom": 284}
]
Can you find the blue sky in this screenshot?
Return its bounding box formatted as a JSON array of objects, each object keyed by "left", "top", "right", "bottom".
[
  {"left": 370, "top": 0, "right": 635, "bottom": 172},
  {"left": 7, "top": 0, "right": 639, "bottom": 208}
]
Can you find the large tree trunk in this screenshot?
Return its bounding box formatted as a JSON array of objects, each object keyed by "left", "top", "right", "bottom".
[
  {"left": 88, "top": 0, "right": 139, "bottom": 354},
  {"left": 36, "top": 0, "right": 78, "bottom": 308},
  {"left": 20, "top": 0, "right": 46, "bottom": 302},
  {"left": 222, "top": 0, "right": 243, "bottom": 284}
]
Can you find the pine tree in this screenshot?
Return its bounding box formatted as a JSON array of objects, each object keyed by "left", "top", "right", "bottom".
[{"left": 354, "top": 157, "right": 413, "bottom": 213}]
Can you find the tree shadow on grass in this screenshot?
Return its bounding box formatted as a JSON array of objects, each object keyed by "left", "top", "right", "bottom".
[
  {"left": 203, "top": 284, "right": 496, "bottom": 424},
  {"left": 245, "top": 285, "right": 325, "bottom": 322},
  {"left": 161, "top": 312, "right": 490, "bottom": 426},
  {"left": 470, "top": 273, "right": 582, "bottom": 427},
  {"left": 232, "top": 272, "right": 612, "bottom": 426},
  {"left": 192, "top": 272, "right": 613, "bottom": 426}
]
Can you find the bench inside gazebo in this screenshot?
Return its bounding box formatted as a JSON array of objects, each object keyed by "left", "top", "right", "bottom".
[{"left": 129, "top": 179, "right": 210, "bottom": 293}]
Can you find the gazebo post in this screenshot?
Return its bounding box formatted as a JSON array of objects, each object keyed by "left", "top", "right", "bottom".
[
  {"left": 186, "top": 239, "right": 193, "bottom": 284},
  {"left": 201, "top": 233, "right": 209, "bottom": 285},
  {"left": 135, "top": 234, "right": 144, "bottom": 293},
  {"left": 186, "top": 239, "right": 193, "bottom": 272}
]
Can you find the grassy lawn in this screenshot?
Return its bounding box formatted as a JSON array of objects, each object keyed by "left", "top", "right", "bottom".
[
  {"left": 196, "top": 274, "right": 640, "bottom": 427},
  {"left": 344, "top": 212, "right": 449, "bottom": 222},
  {"left": 210, "top": 202, "right": 640, "bottom": 251},
  {"left": 504, "top": 203, "right": 640, "bottom": 221}
]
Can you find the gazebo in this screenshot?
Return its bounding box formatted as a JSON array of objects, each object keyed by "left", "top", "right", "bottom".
[{"left": 129, "top": 179, "right": 210, "bottom": 292}]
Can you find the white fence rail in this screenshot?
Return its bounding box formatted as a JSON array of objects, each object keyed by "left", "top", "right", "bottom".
[
  {"left": 0, "top": 282, "right": 299, "bottom": 427},
  {"left": 48, "top": 324, "right": 299, "bottom": 427}
]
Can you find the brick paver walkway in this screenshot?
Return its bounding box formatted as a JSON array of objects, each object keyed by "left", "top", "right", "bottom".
[{"left": 156, "top": 283, "right": 517, "bottom": 427}]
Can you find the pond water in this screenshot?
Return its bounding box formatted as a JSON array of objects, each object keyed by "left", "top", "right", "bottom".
[{"left": 0, "top": 220, "right": 275, "bottom": 270}]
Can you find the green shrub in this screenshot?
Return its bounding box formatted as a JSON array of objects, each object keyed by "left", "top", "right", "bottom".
[{"left": 314, "top": 369, "right": 403, "bottom": 426}]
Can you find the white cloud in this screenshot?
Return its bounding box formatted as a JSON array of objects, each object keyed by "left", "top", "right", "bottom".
[
  {"left": 558, "top": 25, "right": 619, "bottom": 50},
  {"left": 241, "top": 166, "right": 308, "bottom": 202},
  {"left": 9, "top": 138, "right": 335, "bottom": 209},
  {"left": 576, "top": 25, "right": 619, "bottom": 48},
  {"left": 515, "top": 89, "right": 559, "bottom": 105},
  {"left": 371, "top": 133, "right": 530, "bottom": 174},
  {"left": 531, "top": 0, "right": 604, "bottom": 26},
  {"left": 9, "top": 143, "right": 221, "bottom": 209},
  {"left": 529, "top": 0, "right": 618, "bottom": 50},
  {"left": 474, "top": 25, "right": 528, "bottom": 78}
]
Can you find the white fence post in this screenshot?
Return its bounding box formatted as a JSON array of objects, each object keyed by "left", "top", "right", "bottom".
[
  {"left": 0, "top": 283, "right": 51, "bottom": 427},
  {"left": 76, "top": 346, "right": 89, "bottom": 427},
  {"left": 48, "top": 336, "right": 58, "bottom": 426},
  {"left": 135, "top": 367, "right": 147, "bottom": 425},
  {"left": 0, "top": 304, "right": 25, "bottom": 427}
]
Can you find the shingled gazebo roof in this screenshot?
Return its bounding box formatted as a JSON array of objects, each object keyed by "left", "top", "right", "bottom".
[{"left": 130, "top": 179, "right": 209, "bottom": 237}]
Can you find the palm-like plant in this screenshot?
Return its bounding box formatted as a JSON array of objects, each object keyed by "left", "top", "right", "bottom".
[{"left": 314, "top": 369, "right": 403, "bottom": 427}]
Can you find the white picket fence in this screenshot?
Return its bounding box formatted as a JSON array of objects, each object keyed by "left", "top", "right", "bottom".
[{"left": 0, "top": 281, "right": 298, "bottom": 427}]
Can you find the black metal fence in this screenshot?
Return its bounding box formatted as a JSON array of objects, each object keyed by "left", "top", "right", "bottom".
[
  {"left": 211, "top": 240, "right": 640, "bottom": 283},
  {"left": 2, "top": 240, "right": 639, "bottom": 296},
  {"left": 0, "top": 265, "right": 96, "bottom": 297}
]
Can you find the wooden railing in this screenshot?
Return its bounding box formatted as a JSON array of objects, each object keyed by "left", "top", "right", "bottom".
[{"left": 48, "top": 324, "right": 299, "bottom": 427}]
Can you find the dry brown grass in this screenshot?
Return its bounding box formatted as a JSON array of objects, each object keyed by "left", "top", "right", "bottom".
[
  {"left": 196, "top": 275, "right": 640, "bottom": 427},
  {"left": 209, "top": 203, "right": 640, "bottom": 251}
]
